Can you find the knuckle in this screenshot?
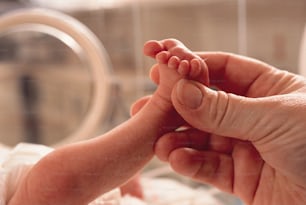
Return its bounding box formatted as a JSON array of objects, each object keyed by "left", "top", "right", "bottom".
[{"left": 207, "top": 91, "right": 230, "bottom": 132}]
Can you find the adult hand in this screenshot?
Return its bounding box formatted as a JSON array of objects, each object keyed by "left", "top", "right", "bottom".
[{"left": 133, "top": 52, "right": 306, "bottom": 205}]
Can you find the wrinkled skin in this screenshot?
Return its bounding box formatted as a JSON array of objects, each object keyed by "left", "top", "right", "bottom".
[{"left": 132, "top": 51, "right": 306, "bottom": 205}]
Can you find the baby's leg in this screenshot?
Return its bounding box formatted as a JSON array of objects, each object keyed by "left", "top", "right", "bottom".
[
  {"left": 143, "top": 39, "right": 209, "bottom": 110},
  {"left": 8, "top": 39, "right": 209, "bottom": 205}
]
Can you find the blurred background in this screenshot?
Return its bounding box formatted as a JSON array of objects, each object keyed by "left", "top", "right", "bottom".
[{"left": 0, "top": 0, "right": 305, "bottom": 148}]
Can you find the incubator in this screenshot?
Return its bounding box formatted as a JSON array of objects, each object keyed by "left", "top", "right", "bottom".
[
  {"left": 0, "top": 0, "right": 305, "bottom": 204},
  {"left": 0, "top": 8, "right": 114, "bottom": 147}
]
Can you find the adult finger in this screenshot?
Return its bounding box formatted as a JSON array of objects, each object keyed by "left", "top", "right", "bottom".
[
  {"left": 154, "top": 129, "right": 210, "bottom": 161},
  {"left": 168, "top": 148, "right": 234, "bottom": 193},
  {"left": 195, "top": 52, "right": 278, "bottom": 96},
  {"left": 171, "top": 79, "right": 283, "bottom": 142},
  {"left": 166, "top": 143, "right": 263, "bottom": 202}
]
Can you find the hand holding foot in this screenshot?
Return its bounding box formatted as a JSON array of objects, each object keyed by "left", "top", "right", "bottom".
[
  {"left": 134, "top": 51, "right": 306, "bottom": 205},
  {"left": 143, "top": 39, "right": 209, "bottom": 112}
]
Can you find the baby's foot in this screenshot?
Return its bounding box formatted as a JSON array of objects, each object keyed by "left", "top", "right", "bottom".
[{"left": 143, "top": 38, "right": 209, "bottom": 107}]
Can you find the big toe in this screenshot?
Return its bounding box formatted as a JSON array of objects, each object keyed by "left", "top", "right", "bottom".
[
  {"left": 143, "top": 40, "right": 164, "bottom": 58},
  {"left": 163, "top": 39, "right": 195, "bottom": 61}
]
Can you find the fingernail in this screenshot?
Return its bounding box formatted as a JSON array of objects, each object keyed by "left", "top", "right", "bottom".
[{"left": 176, "top": 80, "right": 203, "bottom": 109}]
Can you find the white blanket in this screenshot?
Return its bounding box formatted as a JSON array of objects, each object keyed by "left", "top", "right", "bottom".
[{"left": 0, "top": 143, "right": 223, "bottom": 205}]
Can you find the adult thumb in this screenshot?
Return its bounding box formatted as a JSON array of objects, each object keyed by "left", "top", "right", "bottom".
[{"left": 171, "top": 79, "right": 275, "bottom": 142}]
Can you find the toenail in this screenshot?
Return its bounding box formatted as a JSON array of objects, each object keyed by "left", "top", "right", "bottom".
[{"left": 176, "top": 80, "right": 203, "bottom": 109}]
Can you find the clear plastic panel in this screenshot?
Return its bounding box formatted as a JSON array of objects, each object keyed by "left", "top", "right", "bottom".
[{"left": 0, "top": 9, "right": 113, "bottom": 147}]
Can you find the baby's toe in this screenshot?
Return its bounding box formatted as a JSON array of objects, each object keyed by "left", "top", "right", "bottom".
[
  {"left": 143, "top": 40, "right": 164, "bottom": 58},
  {"left": 178, "top": 60, "right": 191, "bottom": 76},
  {"left": 156, "top": 51, "right": 171, "bottom": 64},
  {"left": 162, "top": 38, "right": 184, "bottom": 50},
  {"left": 190, "top": 58, "right": 209, "bottom": 85},
  {"left": 168, "top": 56, "right": 180, "bottom": 69},
  {"left": 190, "top": 59, "right": 202, "bottom": 78}
]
